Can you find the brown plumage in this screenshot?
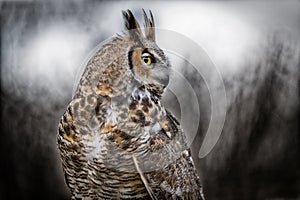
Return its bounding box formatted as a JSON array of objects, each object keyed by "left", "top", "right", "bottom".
[{"left": 57, "top": 9, "right": 205, "bottom": 199}]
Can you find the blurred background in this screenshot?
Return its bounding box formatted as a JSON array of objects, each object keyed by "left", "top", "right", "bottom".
[{"left": 1, "top": 0, "right": 299, "bottom": 199}]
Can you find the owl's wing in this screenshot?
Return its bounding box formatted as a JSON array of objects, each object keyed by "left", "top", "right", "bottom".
[
  {"left": 57, "top": 98, "right": 87, "bottom": 196},
  {"left": 145, "top": 111, "right": 205, "bottom": 200},
  {"left": 146, "top": 150, "right": 204, "bottom": 200},
  {"left": 57, "top": 95, "right": 108, "bottom": 197}
]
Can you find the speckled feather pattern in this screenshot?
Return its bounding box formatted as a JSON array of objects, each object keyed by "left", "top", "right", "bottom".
[{"left": 57, "top": 9, "right": 204, "bottom": 200}]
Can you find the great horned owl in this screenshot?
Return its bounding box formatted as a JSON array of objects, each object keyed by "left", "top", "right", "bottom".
[{"left": 57, "top": 9, "right": 205, "bottom": 199}]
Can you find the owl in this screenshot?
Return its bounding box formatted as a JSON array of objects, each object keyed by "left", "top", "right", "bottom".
[{"left": 57, "top": 9, "right": 205, "bottom": 200}]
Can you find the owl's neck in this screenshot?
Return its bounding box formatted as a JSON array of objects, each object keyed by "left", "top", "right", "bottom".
[
  {"left": 144, "top": 83, "right": 165, "bottom": 98},
  {"left": 74, "top": 36, "right": 133, "bottom": 99}
]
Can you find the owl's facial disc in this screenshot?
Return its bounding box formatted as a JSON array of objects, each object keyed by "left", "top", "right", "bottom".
[{"left": 129, "top": 47, "right": 170, "bottom": 91}]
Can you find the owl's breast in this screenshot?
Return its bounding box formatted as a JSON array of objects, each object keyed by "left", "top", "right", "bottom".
[
  {"left": 128, "top": 86, "right": 166, "bottom": 126},
  {"left": 83, "top": 85, "right": 168, "bottom": 162}
]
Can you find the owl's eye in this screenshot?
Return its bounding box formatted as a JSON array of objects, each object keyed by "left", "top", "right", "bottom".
[
  {"left": 141, "top": 53, "right": 153, "bottom": 65},
  {"left": 142, "top": 56, "right": 152, "bottom": 65}
]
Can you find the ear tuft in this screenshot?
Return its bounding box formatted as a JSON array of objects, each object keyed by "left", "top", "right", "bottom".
[
  {"left": 142, "top": 9, "right": 155, "bottom": 41},
  {"left": 122, "top": 9, "right": 142, "bottom": 41},
  {"left": 122, "top": 9, "right": 156, "bottom": 42}
]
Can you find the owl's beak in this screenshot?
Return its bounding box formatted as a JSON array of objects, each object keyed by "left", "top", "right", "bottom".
[
  {"left": 159, "top": 73, "right": 170, "bottom": 87},
  {"left": 150, "top": 64, "right": 170, "bottom": 88},
  {"left": 150, "top": 71, "right": 169, "bottom": 88}
]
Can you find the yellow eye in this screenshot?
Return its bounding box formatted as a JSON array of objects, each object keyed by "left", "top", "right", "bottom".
[{"left": 142, "top": 56, "right": 152, "bottom": 65}]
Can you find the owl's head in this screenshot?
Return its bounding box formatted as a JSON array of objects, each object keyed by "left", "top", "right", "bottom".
[{"left": 122, "top": 9, "right": 170, "bottom": 95}]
